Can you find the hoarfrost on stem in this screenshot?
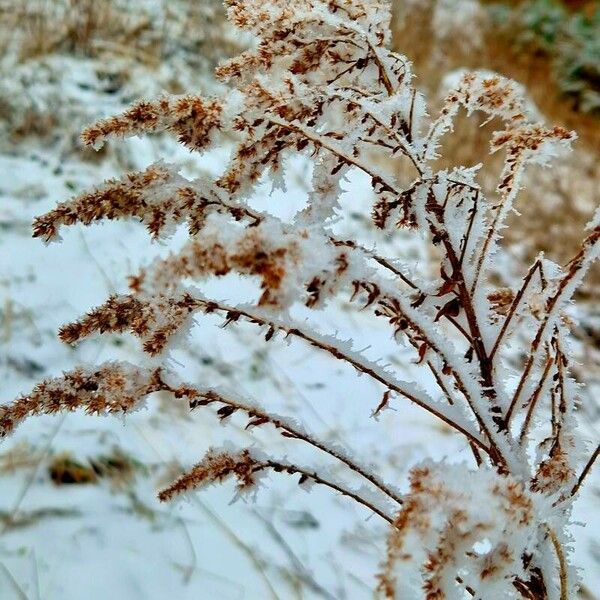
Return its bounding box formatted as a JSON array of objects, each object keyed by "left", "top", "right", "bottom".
[{"left": 2, "top": 0, "right": 599, "bottom": 597}]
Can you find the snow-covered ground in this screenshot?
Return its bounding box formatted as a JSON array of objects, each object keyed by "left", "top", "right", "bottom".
[{"left": 1, "top": 2, "right": 598, "bottom": 599}]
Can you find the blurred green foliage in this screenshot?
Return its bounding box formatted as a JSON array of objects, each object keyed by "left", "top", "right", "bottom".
[{"left": 491, "top": 0, "right": 600, "bottom": 114}]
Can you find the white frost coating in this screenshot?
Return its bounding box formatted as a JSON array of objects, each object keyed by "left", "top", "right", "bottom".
[
  {"left": 359, "top": 270, "right": 517, "bottom": 463},
  {"left": 296, "top": 152, "right": 344, "bottom": 225},
  {"left": 381, "top": 461, "right": 553, "bottom": 600},
  {"left": 16, "top": 1, "right": 600, "bottom": 596},
  {"left": 586, "top": 205, "right": 600, "bottom": 230},
  {"left": 168, "top": 379, "right": 406, "bottom": 504},
  {"left": 245, "top": 303, "right": 485, "bottom": 447},
  {"left": 522, "top": 231, "right": 600, "bottom": 397},
  {"left": 439, "top": 68, "right": 541, "bottom": 122},
  {"left": 422, "top": 71, "right": 525, "bottom": 160}
]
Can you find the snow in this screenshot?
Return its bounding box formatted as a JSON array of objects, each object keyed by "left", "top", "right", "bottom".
[{"left": 1, "top": 1, "right": 598, "bottom": 598}]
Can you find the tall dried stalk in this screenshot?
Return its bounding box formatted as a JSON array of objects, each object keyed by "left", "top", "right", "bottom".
[{"left": 1, "top": 1, "right": 598, "bottom": 597}]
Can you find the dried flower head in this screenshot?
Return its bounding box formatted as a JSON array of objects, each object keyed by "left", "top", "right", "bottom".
[
  {"left": 378, "top": 463, "right": 543, "bottom": 599},
  {"left": 0, "top": 363, "right": 165, "bottom": 438}
]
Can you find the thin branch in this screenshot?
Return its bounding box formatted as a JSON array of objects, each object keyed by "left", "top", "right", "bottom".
[
  {"left": 457, "top": 190, "right": 479, "bottom": 268},
  {"left": 335, "top": 19, "right": 399, "bottom": 97},
  {"left": 423, "top": 203, "right": 496, "bottom": 406},
  {"left": 490, "top": 259, "right": 544, "bottom": 362},
  {"left": 195, "top": 298, "right": 490, "bottom": 453},
  {"left": 324, "top": 90, "right": 422, "bottom": 174},
  {"left": 418, "top": 191, "right": 516, "bottom": 467},
  {"left": 469, "top": 162, "right": 524, "bottom": 295},
  {"left": 442, "top": 235, "right": 493, "bottom": 391},
  {"left": 407, "top": 88, "right": 416, "bottom": 144},
  {"left": 519, "top": 351, "right": 554, "bottom": 444},
  {"left": 259, "top": 459, "right": 394, "bottom": 524},
  {"left": 186, "top": 389, "right": 404, "bottom": 506},
  {"left": 569, "top": 445, "right": 600, "bottom": 499},
  {"left": 404, "top": 335, "right": 458, "bottom": 407},
  {"left": 375, "top": 300, "right": 493, "bottom": 461},
  {"left": 446, "top": 178, "right": 480, "bottom": 193},
  {"left": 550, "top": 384, "right": 559, "bottom": 440},
  {"left": 422, "top": 214, "right": 504, "bottom": 462},
  {"left": 290, "top": 35, "right": 362, "bottom": 50},
  {"left": 506, "top": 227, "right": 600, "bottom": 426},
  {"left": 443, "top": 314, "right": 473, "bottom": 344},
  {"left": 329, "top": 237, "right": 419, "bottom": 290},
  {"left": 428, "top": 361, "right": 456, "bottom": 406},
  {"left": 368, "top": 284, "right": 503, "bottom": 462},
  {"left": 267, "top": 116, "right": 400, "bottom": 195},
  {"left": 160, "top": 449, "right": 394, "bottom": 524},
  {"left": 364, "top": 37, "right": 395, "bottom": 96},
  {"left": 553, "top": 335, "right": 568, "bottom": 440},
  {"left": 548, "top": 527, "right": 569, "bottom": 600}
]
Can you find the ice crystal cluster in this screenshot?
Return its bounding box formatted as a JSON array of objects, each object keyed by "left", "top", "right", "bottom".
[{"left": 2, "top": 1, "right": 599, "bottom": 597}]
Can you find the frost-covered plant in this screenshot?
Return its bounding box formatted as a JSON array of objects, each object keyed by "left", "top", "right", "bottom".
[{"left": 1, "top": 0, "right": 599, "bottom": 597}]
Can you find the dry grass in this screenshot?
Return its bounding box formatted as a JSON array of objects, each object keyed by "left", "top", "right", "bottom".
[
  {"left": 3, "top": 0, "right": 131, "bottom": 60},
  {"left": 0, "top": 0, "right": 239, "bottom": 66},
  {"left": 0, "top": 0, "right": 243, "bottom": 150}
]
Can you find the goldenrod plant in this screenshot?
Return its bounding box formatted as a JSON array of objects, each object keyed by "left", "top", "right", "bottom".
[{"left": 1, "top": 1, "right": 598, "bottom": 597}]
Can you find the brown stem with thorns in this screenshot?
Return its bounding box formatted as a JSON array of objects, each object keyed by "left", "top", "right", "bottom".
[
  {"left": 162, "top": 452, "right": 395, "bottom": 525},
  {"left": 184, "top": 389, "right": 404, "bottom": 506},
  {"left": 490, "top": 259, "right": 545, "bottom": 363},
  {"left": 506, "top": 227, "right": 600, "bottom": 427},
  {"left": 330, "top": 238, "right": 419, "bottom": 290},
  {"left": 261, "top": 460, "right": 394, "bottom": 524},
  {"left": 195, "top": 298, "right": 490, "bottom": 453},
  {"left": 324, "top": 89, "right": 422, "bottom": 174},
  {"left": 519, "top": 351, "right": 554, "bottom": 444},
  {"left": 267, "top": 117, "right": 399, "bottom": 194}
]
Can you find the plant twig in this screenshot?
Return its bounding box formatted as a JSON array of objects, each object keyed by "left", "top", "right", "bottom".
[
  {"left": 490, "top": 258, "right": 545, "bottom": 362},
  {"left": 506, "top": 227, "right": 599, "bottom": 427},
  {"left": 259, "top": 459, "right": 394, "bottom": 525},
  {"left": 569, "top": 444, "right": 600, "bottom": 499},
  {"left": 519, "top": 351, "right": 554, "bottom": 444},
  {"left": 196, "top": 298, "right": 489, "bottom": 453},
  {"left": 548, "top": 527, "right": 569, "bottom": 600},
  {"left": 186, "top": 389, "right": 404, "bottom": 506}
]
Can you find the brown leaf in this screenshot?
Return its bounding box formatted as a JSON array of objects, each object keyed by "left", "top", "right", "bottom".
[
  {"left": 245, "top": 415, "right": 270, "bottom": 429},
  {"left": 217, "top": 405, "right": 238, "bottom": 420},
  {"left": 436, "top": 279, "right": 457, "bottom": 297},
  {"left": 372, "top": 390, "right": 392, "bottom": 419},
  {"left": 434, "top": 297, "right": 462, "bottom": 322},
  {"left": 417, "top": 343, "right": 428, "bottom": 364}
]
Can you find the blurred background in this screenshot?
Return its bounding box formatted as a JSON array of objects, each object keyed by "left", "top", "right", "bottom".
[{"left": 0, "top": 1, "right": 598, "bottom": 598}]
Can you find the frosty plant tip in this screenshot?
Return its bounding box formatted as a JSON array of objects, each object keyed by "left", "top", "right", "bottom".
[{"left": 2, "top": 0, "right": 599, "bottom": 597}]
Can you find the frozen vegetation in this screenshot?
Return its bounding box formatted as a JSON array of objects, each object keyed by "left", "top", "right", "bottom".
[{"left": 0, "top": 1, "right": 598, "bottom": 598}]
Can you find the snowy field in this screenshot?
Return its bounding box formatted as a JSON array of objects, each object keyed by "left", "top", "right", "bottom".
[{"left": 0, "top": 1, "right": 598, "bottom": 599}]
